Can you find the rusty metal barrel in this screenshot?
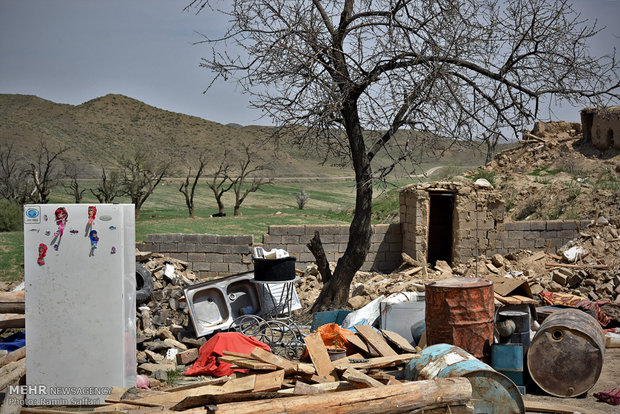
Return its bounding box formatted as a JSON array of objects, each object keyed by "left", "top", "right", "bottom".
[
  {"left": 425, "top": 277, "right": 494, "bottom": 362},
  {"left": 527, "top": 308, "right": 605, "bottom": 397}
]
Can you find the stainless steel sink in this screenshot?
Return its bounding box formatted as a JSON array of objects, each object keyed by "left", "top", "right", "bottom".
[{"left": 184, "top": 272, "right": 261, "bottom": 337}]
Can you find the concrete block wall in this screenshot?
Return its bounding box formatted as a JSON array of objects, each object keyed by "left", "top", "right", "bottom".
[
  {"left": 137, "top": 223, "right": 403, "bottom": 278},
  {"left": 493, "top": 220, "right": 589, "bottom": 255},
  {"left": 260, "top": 223, "right": 402, "bottom": 273},
  {"left": 137, "top": 233, "right": 254, "bottom": 278}
]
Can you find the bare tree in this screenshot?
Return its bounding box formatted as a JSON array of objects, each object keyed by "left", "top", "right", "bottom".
[
  {"left": 189, "top": 0, "right": 619, "bottom": 310},
  {"left": 120, "top": 151, "right": 171, "bottom": 218},
  {"left": 0, "top": 142, "right": 31, "bottom": 204},
  {"left": 179, "top": 151, "right": 207, "bottom": 218},
  {"left": 63, "top": 162, "right": 86, "bottom": 203},
  {"left": 23, "top": 141, "right": 68, "bottom": 204},
  {"left": 206, "top": 151, "right": 235, "bottom": 215},
  {"left": 229, "top": 146, "right": 272, "bottom": 216},
  {"left": 90, "top": 168, "right": 124, "bottom": 203}
]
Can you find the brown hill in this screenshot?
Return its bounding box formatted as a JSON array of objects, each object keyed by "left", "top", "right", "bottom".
[{"left": 0, "top": 93, "right": 497, "bottom": 179}]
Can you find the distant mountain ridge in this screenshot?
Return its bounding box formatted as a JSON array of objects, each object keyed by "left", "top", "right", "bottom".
[{"left": 0, "top": 93, "right": 493, "bottom": 179}]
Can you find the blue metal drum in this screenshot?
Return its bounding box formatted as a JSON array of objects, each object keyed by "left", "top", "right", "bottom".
[{"left": 405, "top": 344, "right": 525, "bottom": 414}]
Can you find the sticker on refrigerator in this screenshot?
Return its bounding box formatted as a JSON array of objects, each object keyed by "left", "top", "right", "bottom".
[
  {"left": 37, "top": 243, "right": 48, "bottom": 266},
  {"left": 24, "top": 206, "right": 41, "bottom": 224},
  {"left": 85, "top": 206, "right": 97, "bottom": 236},
  {"left": 50, "top": 207, "right": 68, "bottom": 251},
  {"left": 89, "top": 230, "right": 99, "bottom": 257}
]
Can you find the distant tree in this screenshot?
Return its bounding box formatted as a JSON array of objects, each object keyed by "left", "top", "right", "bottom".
[
  {"left": 296, "top": 190, "right": 310, "bottom": 209},
  {"left": 120, "top": 151, "right": 171, "bottom": 218},
  {"left": 179, "top": 151, "right": 207, "bottom": 218},
  {"left": 0, "top": 142, "right": 31, "bottom": 204},
  {"left": 229, "top": 146, "right": 273, "bottom": 216},
  {"left": 23, "top": 141, "right": 68, "bottom": 204},
  {"left": 190, "top": 0, "right": 619, "bottom": 311},
  {"left": 206, "top": 151, "right": 235, "bottom": 215},
  {"left": 91, "top": 168, "right": 124, "bottom": 203},
  {"left": 63, "top": 162, "right": 86, "bottom": 203}
]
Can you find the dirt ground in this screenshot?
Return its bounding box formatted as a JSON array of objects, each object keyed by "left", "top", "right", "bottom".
[{"left": 523, "top": 347, "right": 620, "bottom": 414}]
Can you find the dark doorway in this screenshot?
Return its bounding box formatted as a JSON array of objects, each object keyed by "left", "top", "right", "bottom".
[{"left": 427, "top": 192, "right": 455, "bottom": 266}]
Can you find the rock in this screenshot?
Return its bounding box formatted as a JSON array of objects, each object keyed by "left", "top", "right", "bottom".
[
  {"left": 145, "top": 349, "right": 165, "bottom": 363},
  {"left": 136, "top": 351, "right": 147, "bottom": 364},
  {"left": 164, "top": 338, "right": 188, "bottom": 351},
  {"left": 434, "top": 260, "right": 453, "bottom": 275},
  {"left": 597, "top": 283, "right": 615, "bottom": 296},
  {"left": 529, "top": 283, "right": 544, "bottom": 296},
  {"left": 156, "top": 327, "right": 176, "bottom": 341},
  {"left": 348, "top": 295, "right": 368, "bottom": 309},
  {"left": 552, "top": 271, "right": 569, "bottom": 286},
  {"left": 176, "top": 348, "right": 199, "bottom": 365},
  {"left": 143, "top": 340, "right": 167, "bottom": 352},
  {"left": 567, "top": 273, "right": 584, "bottom": 289},
  {"left": 547, "top": 281, "right": 563, "bottom": 292},
  {"left": 138, "top": 362, "right": 172, "bottom": 376},
  {"left": 589, "top": 291, "right": 599, "bottom": 301},
  {"left": 491, "top": 254, "right": 505, "bottom": 268},
  {"left": 351, "top": 283, "right": 366, "bottom": 297},
  {"left": 181, "top": 337, "right": 206, "bottom": 348},
  {"left": 153, "top": 369, "right": 168, "bottom": 381}
]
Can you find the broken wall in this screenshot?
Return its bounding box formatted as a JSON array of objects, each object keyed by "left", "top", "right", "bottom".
[
  {"left": 581, "top": 106, "right": 620, "bottom": 151},
  {"left": 137, "top": 223, "right": 402, "bottom": 278},
  {"left": 400, "top": 181, "right": 589, "bottom": 266}
]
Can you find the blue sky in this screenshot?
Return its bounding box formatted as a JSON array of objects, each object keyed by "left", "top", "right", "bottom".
[{"left": 0, "top": 0, "right": 618, "bottom": 126}]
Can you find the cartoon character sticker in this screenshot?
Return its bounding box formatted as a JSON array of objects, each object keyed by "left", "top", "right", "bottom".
[
  {"left": 89, "top": 230, "right": 99, "bottom": 257},
  {"left": 49, "top": 207, "right": 68, "bottom": 251},
  {"left": 37, "top": 243, "right": 48, "bottom": 266},
  {"left": 85, "top": 206, "right": 97, "bottom": 236}
]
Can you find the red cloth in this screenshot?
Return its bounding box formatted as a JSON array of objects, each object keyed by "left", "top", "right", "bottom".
[
  {"left": 539, "top": 291, "right": 610, "bottom": 326},
  {"left": 594, "top": 387, "right": 620, "bottom": 405},
  {"left": 184, "top": 332, "right": 270, "bottom": 377}
]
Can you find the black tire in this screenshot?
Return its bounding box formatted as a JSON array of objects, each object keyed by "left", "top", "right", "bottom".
[{"left": 136, "top": 263, "right": 154, "bottom": 304}]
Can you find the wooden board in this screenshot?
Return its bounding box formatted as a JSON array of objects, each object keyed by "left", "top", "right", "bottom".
[
  {"left": 332, "top": 354, "right": 419, "bottom": 371},
  {"left": 251, "top": 347, "right": 297, "bottom": 374},
  {"left": 494, "top": 292, "right": 522, "bottom": 305},
  {"left": 380, "top": 329, "right": 416, "bottom": 353},
  {"left": 295, "top": 362, "right": 316, "bottom": 376},
  {"left": 165, "top": 377, "right": 230, "bottom": 392},
  {"left": 0, "top": 314, "right": 24, "bottom": 329},
  {"left": 354, "top": 325, "right": 397, "bottom": 357},
  {"left": 218, "top": 356, "right": 278, "bottom": 371},
  {"left": 222, "top": 350, "right": 256, "bottom": 359},
  {"left": 171, "top": 391, "right": 289, "bottom": 411},
  {"left": 511, "top": 294, "right": 537, "bottom": 305},
  {"left": 341, "top": 367, "right": 385, "bottom": 388},
  {"left": 253, "top": 370, "right": 285, "bottom": 392},
  {"left": 523, "top": 400, "right": 584, "bottom": 413},
  {"left": 346, "top": 334, "right": 371, "bottom": 355},
  {"left": 303, "top": 333, "right": 339, "bottom": 382}
]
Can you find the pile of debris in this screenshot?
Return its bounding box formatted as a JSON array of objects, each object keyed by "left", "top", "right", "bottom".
[
  {"left": 134, "top": 252, "right": 206, "bottom": 381},
  {"left": 85, "top": 330, "right": 477, "bottom": 414},
  {"left": 295, "top": 218, "right": 620, "bottom": 316}
]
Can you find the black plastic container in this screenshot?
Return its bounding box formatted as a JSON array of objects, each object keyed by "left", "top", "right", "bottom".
[{"left": 253, "top": 256, "right": 296, "bottom": 281}]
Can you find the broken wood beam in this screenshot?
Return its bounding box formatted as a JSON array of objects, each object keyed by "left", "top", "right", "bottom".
[
  {"left": 0, "top": 346, "right": 25, "bottom": 368},
  {"left": 354, "top": 325, "right": 397, "bottom": 357},
  {"left": 0, "top": 314, "right": 24, "bottom": 329},
  {"left": 171, "top": 391, "right": 290, "bottom": 411},
  {"left": 205, "top": 378, "right": 472, "bottom": 414},
  {"left": 381, "top": 329, "right": 416, "bottom": 353},
  {"left": 341, "top": 367, "right": 385, "bottom": 388},
  {"left": 250, "top": 347, "right": 297, "bottom": 374},
  {"left": 303, "top": 332, "right": 338, "bottom": 382},
  {"left": 332, "top": 354, "right": 420, "bottom": 371},
  {"left": 0, "top": 358, "right": 26, "bottom": 391},
  {"left": 545, "top": 262, "right": 608, "bottom": 270}
]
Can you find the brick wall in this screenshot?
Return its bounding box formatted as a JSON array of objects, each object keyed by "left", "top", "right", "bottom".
[
  {"left": 493, "top": 220, "right": 589, "bottom": 255},
  {"left": 137, "top": 223, "right": 402, "bottom": 278}
]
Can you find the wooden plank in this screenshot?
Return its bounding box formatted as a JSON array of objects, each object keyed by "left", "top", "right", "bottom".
[
  {"left": 346, "top": 334, "right": 371, "bottom": 355},
  {"left": 0, "top": 359, "right": 26, "bottom": 391},
  {"left": 511, "top": 294, "right": 537, "bottom": 304},
  {"left": 545, "top": 262, "right": 608, "bottom": 270},
  {"left": 218, "top": 356, "right": 278, "bottom": 371},
  {"left": 523, "top": 400, "right": 583, "bottom": 413},
  {"left": 354, "top": 325, "right": 397, "bottom": 357},
  {"left": 333, "top": 354, "right": 420, "bottom": 371},
  {"left": 222, "top": 350, "right": 256, "bottom": 359},
  {"left": 0, "top": 291, "right": 24, "bottom": 300},
  {"left": 0, "top": 314, "right": 24, "bottom": 329},
  {"left": 295, "top": 362, "right": 316, "bottom": 375},
  {"left": 165, "top": 377, "right": 230, "bottom": 392},
  {"left": 251, "top": 347, "right": 297, "bottom": 374},
  {"left": 221, "top": 374, "right": 256, "bottom": 393},
  {"left": 380, "top": 329, "right": 416, "bottom": 353},
  {"left": 494, "top": 292, "right": 522, "bottom": 305},
  {"left": 171, "top": 391, "right": 288, "bottom": 411},
  {"left": 304, "top": 332, "right": 338, "bottom": 382},
  {"left": 104, "top": 387, "right": 129, "bottom": 403},
  {"left": 253, "top": 370, "right": 285, "bottom": 392},
  {"left": 0, "top": 346, "right": 25, "bottom": 368},
  {"left": 204, "top": 378, "right": 472, "bottom": 414},
  {"left": 369, "top": 372, "right": 401, "bottom": 386},
  {"left": 402, "top": 266, "right": 423, "bottom": 276},
  {"left": 341, "top": 367, "right": 385, "bottom": 388}
]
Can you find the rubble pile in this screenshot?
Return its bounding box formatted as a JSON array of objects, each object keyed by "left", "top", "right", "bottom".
[
  {"left": 295, "top": 218, "right": 620, "bottom": 313},
  {"left": 134, "top": 252, "right": 205, "bottom": 381},
  {"left": 477, "top": 120, "right": 619, "bottom": 222}
]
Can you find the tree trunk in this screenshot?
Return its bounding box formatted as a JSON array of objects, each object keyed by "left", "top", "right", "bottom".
[
  {"left": 216, "top": 197, "right": 225, "bottom": 214},
  {"left": 311, "top": 101, "right": 373, "bottom": 311},
  {"left": 234, "top": 205, "right": 240, "bottom": 216}
]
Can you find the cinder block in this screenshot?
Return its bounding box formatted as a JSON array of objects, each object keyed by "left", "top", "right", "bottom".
[
  {"left": 210, "top": 263, "right": 229, "bottom": 273},
  {"left": 160, "top": 242, "right": 180, "bottom": 252},
  {"left": 192, "top": 262, "right": 210, "bottom": 271},
  {"left": 163, "top": 233, "right": 184, "bottom": 242},
  {"left": 181, "top": 234, "right": 200, "bottom": 242},
  {"left": 231, "top": 245, "right": 251, "bottom": 254},
  {"left": 205, "top": 253, "right": 223, "bottom": 263},
  {"left": 188, "top": 253, "right": 207, "bottom": 262},
  {"left": 561, "top": 221, "right": 580, "bottom": 230},
  {"left": 177, "top": 243, "right": 197, "bottom": 253},
  {"left": 167, "top": 253, "right": 188, "bottom": 262},
  {"left": 519, "top": 239, "right": 536, "bottom": 249},
  {"left": 282, "top": 235, "right": 300, "bottom": 244},
  {"left": 545, "top": 221, "right": 564, "bottom": 231},
  {"left": 145, "top": 234, "right": 166, "bottom": 242},
  {"left": 268, "top": 226, "right": 288, "bottom": 236},
  {"left": 335, "top": 234, "right": 350, "bottom": 243},
  {"left": 222, "top": 254, "right": 241, "bottom": 262},
  {"left": 297, "top": 252, "right": 315, "bottom": 262},
  {"left": 228, "top": 263, "right": 250, "bottom": 273},
  {"left": 529, "top": 221, "right": 546, "bottom": 231},
  {"left": 287, "top": 226, "right": 305, "bottom": 236},
  {"left": 285, "top": 244, "right": 307, "bottom": 254},
  {"left": 241, "top": 254, "right": 252, "bottom": 264},
  {"left": 523, "top": 231, "right": 539, "bottom": 240}
]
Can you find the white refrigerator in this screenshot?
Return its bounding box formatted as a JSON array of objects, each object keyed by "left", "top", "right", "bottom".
[{"left": 23, "top": 204, "right": 136, "bottom": 405}]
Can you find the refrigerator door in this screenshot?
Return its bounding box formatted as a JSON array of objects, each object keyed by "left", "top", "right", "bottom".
[{"left": 23, "top": 204, "right": 136, "bottom": 405}]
